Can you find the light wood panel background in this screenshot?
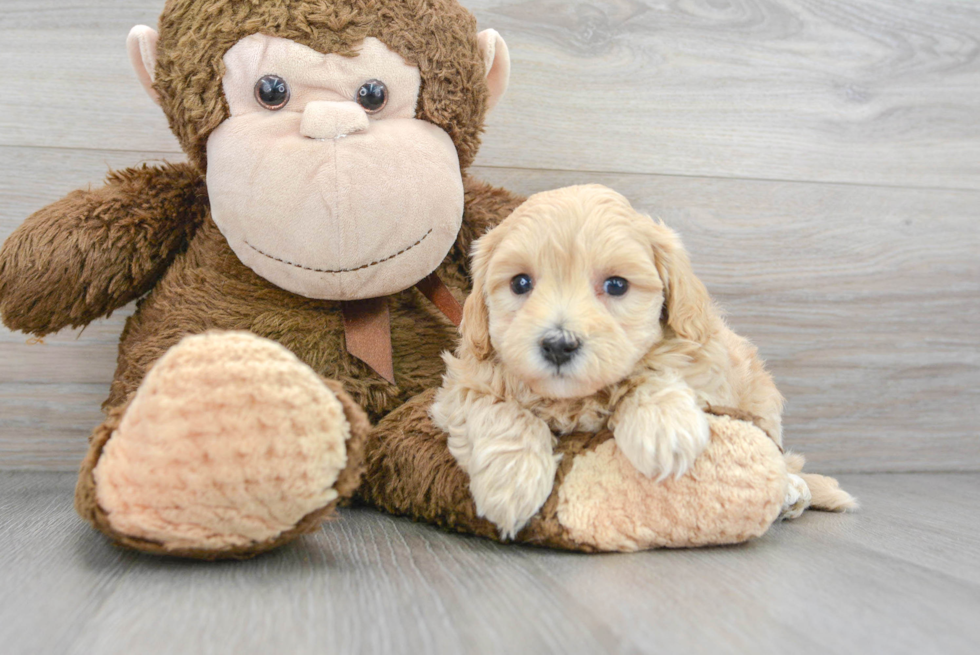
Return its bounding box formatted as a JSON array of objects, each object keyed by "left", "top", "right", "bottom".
[{"left": 1, "top": 0, "right": 978, "bottom": 471}]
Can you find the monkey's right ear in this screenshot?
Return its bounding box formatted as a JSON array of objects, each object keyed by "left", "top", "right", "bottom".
[
  {"left": 477, "top": 29, "right": 510, "bottom": 111},
  {"left": 127, "top": 25, "right": 161, "bottom": 106}
]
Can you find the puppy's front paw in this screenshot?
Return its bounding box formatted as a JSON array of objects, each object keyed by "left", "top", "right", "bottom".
[
  {"left": 468, "top": 448, "right": 559, "bottom": 540},
  {"left": 613, "top": 402, "right": 710, "bottom": 480}
]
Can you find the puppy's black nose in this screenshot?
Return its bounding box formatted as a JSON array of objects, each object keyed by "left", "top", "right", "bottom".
[{"left": 540, "top": 334, "right": 581, "bottom": 367}]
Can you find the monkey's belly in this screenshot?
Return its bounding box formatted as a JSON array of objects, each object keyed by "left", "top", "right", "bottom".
[{"left": 106, "top": 219, "right": 458, "bottom": 420}]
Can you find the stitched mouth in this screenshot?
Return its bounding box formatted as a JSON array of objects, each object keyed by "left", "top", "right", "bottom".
[{"left": 245, "top": 229, "right": 433, "bottom": 274}]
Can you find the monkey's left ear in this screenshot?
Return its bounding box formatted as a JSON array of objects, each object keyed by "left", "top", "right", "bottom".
[
  {"left": 478, "top": 29, "right": 510, "bottom": 111},
  {"left": 127, "top": 25, "right": 161, "bottom": 106}
]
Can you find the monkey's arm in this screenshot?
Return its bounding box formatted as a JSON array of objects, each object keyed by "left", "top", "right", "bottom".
[{"left": 0, "top": 162, "right": 207, "bottom": 336}]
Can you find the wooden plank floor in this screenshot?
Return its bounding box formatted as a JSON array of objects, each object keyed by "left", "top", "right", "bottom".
[
  {"left": 1, "top": 2, "right": 979, "bottom": 473},
  {"left": 1, "top": 471, "right": 978, "bottom": 655}
]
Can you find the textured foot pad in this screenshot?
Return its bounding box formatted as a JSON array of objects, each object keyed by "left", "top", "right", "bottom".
[
  {"left": 93, "top": 331, "right": 351, "bottom": 552},
  {"left": 555, "top": 415, "right": 787, "bottom": 551}
]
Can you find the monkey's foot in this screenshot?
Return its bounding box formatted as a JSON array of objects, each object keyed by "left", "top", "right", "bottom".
[
  {"left": 364, "top": 393, "right": 788, "bottom": 552},
  {"left": 75, "top": 331, "right": 369, "bottom": 559}
]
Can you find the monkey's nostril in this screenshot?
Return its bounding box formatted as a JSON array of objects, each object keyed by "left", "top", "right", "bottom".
[{"left": 540, "top": 334, "right": 582, "bottom": 367}]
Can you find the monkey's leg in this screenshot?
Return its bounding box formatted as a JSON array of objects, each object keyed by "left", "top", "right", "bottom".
[
  {"left": 75, "top": 331, "right": 368, "bottom": 559},
  {"left": 362, "top": 392, "right": 788, "bottom": 552}
]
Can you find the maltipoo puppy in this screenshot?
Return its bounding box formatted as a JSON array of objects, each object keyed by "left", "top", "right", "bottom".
[{"left": 431, "top": 185, "right": 786, "bottom": 538}]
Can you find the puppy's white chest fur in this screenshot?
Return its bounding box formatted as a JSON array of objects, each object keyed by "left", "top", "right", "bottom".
[
  {"left": 516, "top": 379, "right": 644, "bottom": 436},
  {"left": 527, "top": 395, "right": 616, "bottom": 436}
]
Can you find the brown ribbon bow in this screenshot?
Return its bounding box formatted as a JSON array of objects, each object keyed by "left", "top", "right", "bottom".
[{"left": 341, "top": 272, "right": 463, "bottom": 384}]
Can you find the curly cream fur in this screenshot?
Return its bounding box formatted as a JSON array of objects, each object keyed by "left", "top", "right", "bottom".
[{"left": 432, "top": 185, "right": 787, "bottom": 536}]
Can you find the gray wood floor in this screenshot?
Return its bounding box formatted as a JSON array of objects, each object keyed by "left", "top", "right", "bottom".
[{"left": 2, "top": 471, "right": 978, "bottom": 655}]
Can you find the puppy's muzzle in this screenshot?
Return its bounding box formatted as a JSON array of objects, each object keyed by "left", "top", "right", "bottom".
[{"left": 540, "top": 331, "right": 582, "bottom": 368}]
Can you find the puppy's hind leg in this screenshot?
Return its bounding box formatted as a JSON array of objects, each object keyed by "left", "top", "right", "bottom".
[
  {"left": 782, "top": 452, "right": 858, "bottom": 519},
  {"left": 780, "top": 472, "right": 812, "bottom": 520}
]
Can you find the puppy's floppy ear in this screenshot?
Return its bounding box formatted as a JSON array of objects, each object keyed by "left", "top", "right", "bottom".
[
  {"left": 647, "top": 221, "right": 713, "bottom": 343},
  {"left": 461, "top": 231, "right": 498, "bottom": 360}
]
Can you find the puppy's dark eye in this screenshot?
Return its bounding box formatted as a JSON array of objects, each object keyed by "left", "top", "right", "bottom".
[
  {"left": 255, "top": 75, "right": 290, "bottom": 110},
  {"left": 510, "top": 274, "right": 534, "bottom": 296},
  {"left": 603, "top": 277, "right": 629, "bottom": 297},
  {"left": 356, "top": 79, "right": 388, "bottom": 114}
]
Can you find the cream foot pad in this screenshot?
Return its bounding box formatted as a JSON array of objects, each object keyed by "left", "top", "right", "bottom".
[{"left": 93, "top": 331, "right": 351, "bottom": 552}]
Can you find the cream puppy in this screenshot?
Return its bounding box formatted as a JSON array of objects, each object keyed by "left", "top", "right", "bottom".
[{"left": 431, "top": 185, "right": 785, "bottom": 538}]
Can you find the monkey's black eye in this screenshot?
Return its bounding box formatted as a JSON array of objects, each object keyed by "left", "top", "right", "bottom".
[
  {"left": 255, "top": 75, "right": 290, "bottom": 110},
  {"left": 603, "top": 277, "right": 629, "bottom": 297},
  {"left": 510, "top": 274, "right": 534, "bottom": 296},
  {"left": 356, "top": 79, "right": 388, "bottom": 114}
]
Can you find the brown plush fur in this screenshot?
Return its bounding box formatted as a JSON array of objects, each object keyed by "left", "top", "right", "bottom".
[
  {"left": 0, "top": 162, "right": 207, "bottom": 335},
  {"left": 0, "top": 0, "right": 523, "bottom": 558},
  {"left": 99, "top": 176, "right": 522, "bottom": 419},
  {"left": 1, "top": 172, "right": 521, "bottom": 421},
  {"left": 154, "top": 0, "right": 491, "bottom": 171}
]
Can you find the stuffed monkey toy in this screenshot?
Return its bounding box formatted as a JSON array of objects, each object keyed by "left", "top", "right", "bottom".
[{"left": 0, "top": 0, "right": 821, "bottom": 559}]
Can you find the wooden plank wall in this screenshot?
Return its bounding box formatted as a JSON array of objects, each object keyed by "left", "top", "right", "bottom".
[{"left": 1, "top": 0, "right": 977, "bottom": 471}]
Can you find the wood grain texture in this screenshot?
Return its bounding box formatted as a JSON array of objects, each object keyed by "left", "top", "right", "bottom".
[
  {"left": 1, "top": 1, "right": 978, "bottom": 188},
  {"left": 2, "top": 146, "right": 977, "bottom": 471},
  {"left": 1, "top": 0, "right": 978, "bottom": 471},
  {"left": 469, "top": 0, "right": 980, "bottom": 189},
  {"left": 1, "top": 471, "right": 978, "bottom": 655}
]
